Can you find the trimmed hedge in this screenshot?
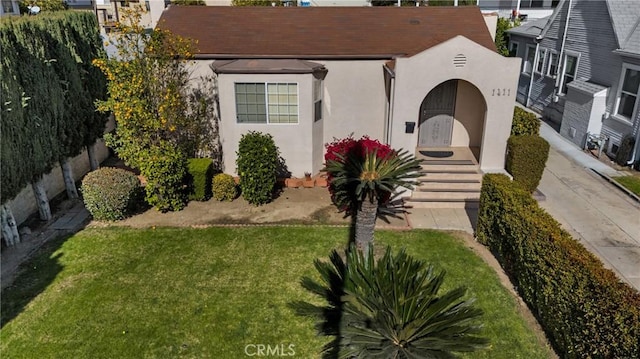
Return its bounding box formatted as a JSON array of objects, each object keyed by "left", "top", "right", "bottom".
[
  {"left": 187, "top": 158, "right": 214, "bottom": 201},
  {"left": 477, "top": 174, "right": 640, "bottom": 358},
  {"left": 236, "top": 131, "right": 279, "bottom": 205},
  {"left": 81, "top": 167, "right": 141, "bottom": 221},
  {"left": 511, "top": 107, "right": 540, "bottom": 136},
  {"left": 506, "top": 135, "right": 550, "bottom": 193},
  {"left": 212, "top": 173, "right": 237, "bottom": 201}
]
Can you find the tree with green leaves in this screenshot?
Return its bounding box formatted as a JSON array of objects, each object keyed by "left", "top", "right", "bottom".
[
  {"left": 18, "top": 0, "right": 67, "bottom": 14},
  {"left": 324, "top": 136, "right": 421, "bottom": 255},
  {"left": 94, "top": 8, "right": 217, "bottom": 212},
  {"left": 495, "top": 17, "right": 520, "bottom": 56},
  {"left": 292, "top": 245, "right": 489, "bottom": 358},
  {"left": 1, "top": 11, "right": 107, "bottom": 244}
]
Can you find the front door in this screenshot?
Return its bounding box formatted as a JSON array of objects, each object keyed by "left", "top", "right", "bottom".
[{"left": 418, "top": 80, "right": 457, "bottom": 147}]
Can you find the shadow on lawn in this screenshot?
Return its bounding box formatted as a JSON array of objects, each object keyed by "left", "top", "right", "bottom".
[{"left": 1, "top": 234, "right": 70, "bottom": 328}]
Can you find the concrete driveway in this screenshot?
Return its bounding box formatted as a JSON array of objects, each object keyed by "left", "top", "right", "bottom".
[{"left": 538, "top": 123, "right": 640, "bottom": 290}]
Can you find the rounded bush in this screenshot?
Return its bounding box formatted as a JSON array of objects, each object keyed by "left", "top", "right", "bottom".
[
  {"left": 511, "top": 107, "right": 540, "bottom": 136},
  {"left": 236, "top": 131, "right": 279, "bottom": 205},
  {"left": 506, "top": 135, "right": 550, "bottom": 193},
  {"left": 212, "top": 173, "right": 237, "bottom": 201},
  {"left": 81, "top": 167, "right": 141, "bottom": 221}
]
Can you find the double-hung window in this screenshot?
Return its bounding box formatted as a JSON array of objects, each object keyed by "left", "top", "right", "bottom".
[
  {"left": 560, "top": 53, "right": 578, "bottom": 95},
  {"left": 535, "top": 48, "right": 547, "bottom": 74},
  {"left": 546, "top": 51, "right": 558, "bottom": 78},
  {"left": 615, "top": 65, "right": 640, "bottom": 121},
  {"left": 523, "top": 45, "right": 536, "bottom": 75},
  {"left": 235, "top": 82, "right": 298, "bottom": 124},
  {"left": 509, "top": 41, "right": 519, "bottom": 57}
]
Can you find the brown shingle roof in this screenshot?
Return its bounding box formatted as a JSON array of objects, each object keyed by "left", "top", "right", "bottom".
[{"left": 158, "top": 6, "right": 496, "bottom": 59}]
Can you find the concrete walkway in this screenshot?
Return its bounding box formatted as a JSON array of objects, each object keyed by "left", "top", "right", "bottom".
[
  {"left": 406, "top": 208, "right": 477, "bottom": 234},
  {"left": 538, "top": 122, "right": 640, "bottom": 290},
  {"left": 1, "top": 201, "right": 90, "bottom": 291}
]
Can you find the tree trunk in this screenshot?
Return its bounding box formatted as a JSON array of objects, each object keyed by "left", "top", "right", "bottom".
[
  {"left": 32, "top": 176, "right": 52, "bottom": 221},
  {"left": 1, "top": 204, "right": 20, "bottom": 246},
  {"left": 61, "top": 158, "right": 78, "bottom": 199},
  {"left": 355, "top": 198, "right": 378, "bottom": 258},
  {"left": 87, "top": 144, "right": 99, "bottom": 171}
]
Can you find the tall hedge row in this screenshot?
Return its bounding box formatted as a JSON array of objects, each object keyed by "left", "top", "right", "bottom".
[
  {"left": 477, "top": 174, "right": 640, "bottom": 358},
  {"left": 0, "top": 11, "right": 107, "bottom": 203}
]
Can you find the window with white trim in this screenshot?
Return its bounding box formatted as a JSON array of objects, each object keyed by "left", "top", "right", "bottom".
[
  {"left": 523, "top": 45, "right": 536, "bottom": 75},
  {"left": 615, "top": 66, "right": 640, "bottom": 120},
  {"left": 546, "top": 51, "right": 558, "bottom": 78},
  {"left": 235, "top": 82, "right": 298, "bottom": 124},
  {"left": 560, "top": 53, "right": 578, "bottom": 94},
  {"left": 509, "top": 41, "right": 519, "bottom": 57},
  {"left": 313, "top": 78, "right": 322, "bottom": 122},
  {"left": 535, "top": 48, "right": 547, "bottom": 74}
]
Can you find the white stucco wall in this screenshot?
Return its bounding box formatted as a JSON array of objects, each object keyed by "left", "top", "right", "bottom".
[
  {"left": 6, "top": 140, "right": 110, "bottom": 226},
  {"left": 215, "top": 72, "right": 314, "bottom": 177},
  {"left": 452, "top": 80, "right": 486, "bottom": 148},
  {"left": 391, "top": 36, "right": 521, "bottom": 172},
  {"left": 319, "top": 60, "right": 387, "bottom": 145}
]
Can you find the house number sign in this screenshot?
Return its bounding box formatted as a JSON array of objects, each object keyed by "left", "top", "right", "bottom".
[{"left": 492, "top": 88, "right": 511, "bottom": 96}]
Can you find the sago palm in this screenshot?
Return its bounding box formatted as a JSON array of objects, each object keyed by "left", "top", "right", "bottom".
[
  {"left": 291, "top": 245, "right": 489, "bottom": 358},
  {"left": 325, "top": 149, "right": 421, "bottom": 255}
]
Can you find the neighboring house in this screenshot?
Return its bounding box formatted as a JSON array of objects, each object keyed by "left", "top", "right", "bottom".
[
  {"left": 508, "top": 0, "right": 640, "bottom": 164},
  {"left": 66, "top": 0, "right": 169, "bottom": 33},
  {"left": 0, "top": 0, "right": 19, "bottom": 16},
  {"left": 159, "top": 6, "right": 520, "bottom": 207},
  {"left": 479, "top": 0, "right": 558, "bottom": 20}
]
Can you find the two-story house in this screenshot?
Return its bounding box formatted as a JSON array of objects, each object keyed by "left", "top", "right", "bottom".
[{"left": 508, "top": 0, "right": 640, "bottom": 166}]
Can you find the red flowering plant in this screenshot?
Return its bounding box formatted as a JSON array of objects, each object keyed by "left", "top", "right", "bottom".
[{"left": 323, "top": 135, "right": 420, "bottom": 215}]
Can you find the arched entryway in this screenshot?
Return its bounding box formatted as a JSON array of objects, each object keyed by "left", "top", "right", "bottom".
[{"left": 417, "top": 79, "right": 486, "bottom": 164}]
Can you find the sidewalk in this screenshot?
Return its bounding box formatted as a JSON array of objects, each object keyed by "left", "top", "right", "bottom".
[
  {"left": 539, "top": 121, "right": 621, "bottom": 177},
  {"left": 1, "top": 201, "right": 90, "bottom": 291},
  {"left": 534, "top": 118, "right": 640, "bottom": 290}
]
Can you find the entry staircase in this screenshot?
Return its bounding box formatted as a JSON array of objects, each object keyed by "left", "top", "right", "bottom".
[{"left": 405, "top": 148, "right": 482, "bottom": 209}]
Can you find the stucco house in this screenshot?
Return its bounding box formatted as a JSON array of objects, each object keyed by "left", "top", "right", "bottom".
[
  {"left": 159, "top": 6, "right": 521, "bottom": 207},
  {"left": 507, "top": 0, "right": 640, "bottom": 164}
]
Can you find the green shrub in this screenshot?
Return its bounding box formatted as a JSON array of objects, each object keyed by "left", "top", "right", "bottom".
[
  {"left": 212, "top": 173, "right": 237, "bottom": 201},
  {"left": 477, "top": 174, "right": 640, "bottom": 358},
  {"left": 506, "top": 135, "right": 550, "bottom": 193},
  {"left": 138, "top": 145, "right": 188, "bottom": 212},
  {"left": 81, "top": 167, "right": 141, "bottom": 221},
  {"left": 187, "top": 158, "right": 213, "bottom": 201},
  {"left": 293, "top": 245, "right": 488, "bottom": 357},
  {"left": 236, "top": 131, "right": 279, "bottom": 205},
  {"left": 511, "top": 107, "right": 540, "bottom": 136},
  {"left": 615, "top": 134, "right": 635, "bottom": 166}
]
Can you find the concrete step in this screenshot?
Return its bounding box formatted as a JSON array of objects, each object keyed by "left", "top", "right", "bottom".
[
  {"left": 418, "top": 173, "right": 483, "bottom": 182},
  {"left": 420, "top": 164, "right": 479, "bottom": 173},
  {"left": 410, "top": 191, "right": 480, "bottom": 201},
  {"left": 405, "top": 200, "right": 480, "bottom": 209},
  {"left": 416, "top": 182, "right": 481, "bottom": 192}
]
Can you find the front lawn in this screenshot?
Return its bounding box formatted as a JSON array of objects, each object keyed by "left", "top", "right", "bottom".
[
  {"left": 1, "top": 227, "right": 552, "bottom": 358},
  {"left": 614, "top": 175, "right": 640, "bottom": 196}
]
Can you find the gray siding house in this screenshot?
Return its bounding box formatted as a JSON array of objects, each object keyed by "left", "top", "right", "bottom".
[{"left": 507, "top": 0, "right": 640, "bottom": 164}]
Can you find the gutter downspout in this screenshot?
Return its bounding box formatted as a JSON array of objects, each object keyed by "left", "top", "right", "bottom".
[
  {"left": 627, "top": 114, "right": 640, "bottom": 165},
  {"left": 555, "top": 0, "right": 573, "bottom": 93},
  {"left": 526, "top": 39, "right": 540, "bottom": 108},
  {"left": 383, "top": 65, "right": 396, "bottom": 145}
]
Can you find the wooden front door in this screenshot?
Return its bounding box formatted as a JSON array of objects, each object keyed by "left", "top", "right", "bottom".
[{"left": 418, "top": 80, "right": 457, "bottom": 147}]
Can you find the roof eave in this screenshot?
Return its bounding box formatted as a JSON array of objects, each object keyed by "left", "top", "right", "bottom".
[
  {"left": 194, "top": 54, "right": 405, "bottom": 60},
  {"left": 613, "top": 49, "right": 640, "bottom": 59}
]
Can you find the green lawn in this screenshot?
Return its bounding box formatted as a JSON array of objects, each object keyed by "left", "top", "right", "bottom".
[
  {"left": 1, "top": 227, "right": 553, "bottom": 358},
  {"left": 615, "top": 175, "right": 640, "bottom": 196}
]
